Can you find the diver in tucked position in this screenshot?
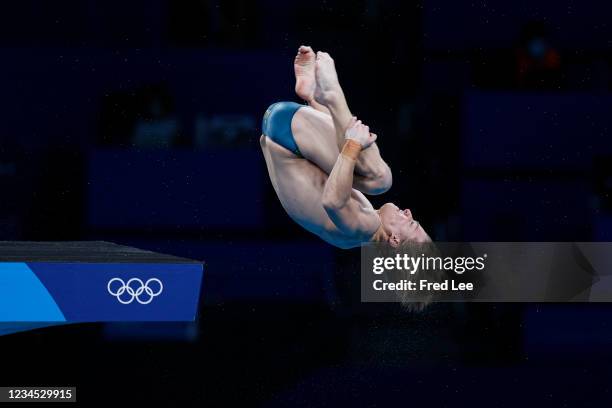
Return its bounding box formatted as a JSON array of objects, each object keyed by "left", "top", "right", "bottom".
[{"left": 260, "top": 46, "right": 431, "bottom": 249}]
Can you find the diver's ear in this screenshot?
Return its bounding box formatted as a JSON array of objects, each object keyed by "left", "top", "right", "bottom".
[{"left": 389, "top": 234, "right": 401, "bottom": 248}]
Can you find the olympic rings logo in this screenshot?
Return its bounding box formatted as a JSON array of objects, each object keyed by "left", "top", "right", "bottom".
[{"left": 107, "top": 278, "right": 163, "bottom": 305}]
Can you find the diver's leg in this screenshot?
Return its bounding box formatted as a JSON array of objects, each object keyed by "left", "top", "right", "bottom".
[
  {"left": 297, "top": 51, "right": 392, "bottom": 194},
  {"left": 313, "top": 51, "right": 353, "bottom": 151},
  {"left": 292, "top": 105, "right": 392, "bottom": 195},
  {"left": 294, "top": 45, "right": 330, "bottom": 115}
]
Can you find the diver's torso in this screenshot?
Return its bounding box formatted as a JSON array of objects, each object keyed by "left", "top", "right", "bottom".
[{"left": 261, "top": 135, "right": 368, "bottom": 249}]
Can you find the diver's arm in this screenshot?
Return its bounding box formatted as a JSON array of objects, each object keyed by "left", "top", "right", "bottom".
[{"left": 322, "top": 123, "right": 380, "bottom": 236}]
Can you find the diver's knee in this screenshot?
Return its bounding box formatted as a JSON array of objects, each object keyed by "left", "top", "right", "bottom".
[
  {"left": 380, "top": 166, "right": 393, "bottom": 192},
  {"left": 368, "top": 166, "right": 393, "bottom": 195}
]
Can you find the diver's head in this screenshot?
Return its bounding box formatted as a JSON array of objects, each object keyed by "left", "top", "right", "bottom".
[{"left": 377, "top": 203, "right": 431, "bottom": 247}]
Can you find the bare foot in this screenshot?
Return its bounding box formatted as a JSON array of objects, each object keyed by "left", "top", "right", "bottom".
[
  {"left": 314, "top": 51, "right": 342, "bottom": 106},
  {"left": 294, "top": 45, "right": 316, "bottom": 102}
]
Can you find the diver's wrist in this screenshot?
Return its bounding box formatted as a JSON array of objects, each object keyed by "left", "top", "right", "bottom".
[{"left": 341, "top": 139, "right": 362, "bottom": 160}]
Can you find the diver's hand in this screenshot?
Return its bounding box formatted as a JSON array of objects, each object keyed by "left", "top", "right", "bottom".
[{"left": 345, "top": 117, "right": 377, "bottom": 149}]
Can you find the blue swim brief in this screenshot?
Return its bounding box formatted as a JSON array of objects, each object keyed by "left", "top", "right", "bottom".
[{"left": 262, "top": 101, "right": 305, "bottom": 156}]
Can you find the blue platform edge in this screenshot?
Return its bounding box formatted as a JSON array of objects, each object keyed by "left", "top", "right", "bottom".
[{"left": 0, "top": 262, "right": 203, "bottom": 336}]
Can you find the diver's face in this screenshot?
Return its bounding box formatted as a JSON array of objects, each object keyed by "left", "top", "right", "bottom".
[{"left": 378, "top": 203, "right": 431, "bottom": 245}]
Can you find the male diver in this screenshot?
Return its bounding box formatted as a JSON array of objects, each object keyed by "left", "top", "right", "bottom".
[{"left": 260, "top": 46, "right": 431, "bottom": 249}]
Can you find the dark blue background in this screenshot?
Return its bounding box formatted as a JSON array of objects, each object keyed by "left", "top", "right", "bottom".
[{"left": 1, "top": 0, "right": 612, "bottom": 406}]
